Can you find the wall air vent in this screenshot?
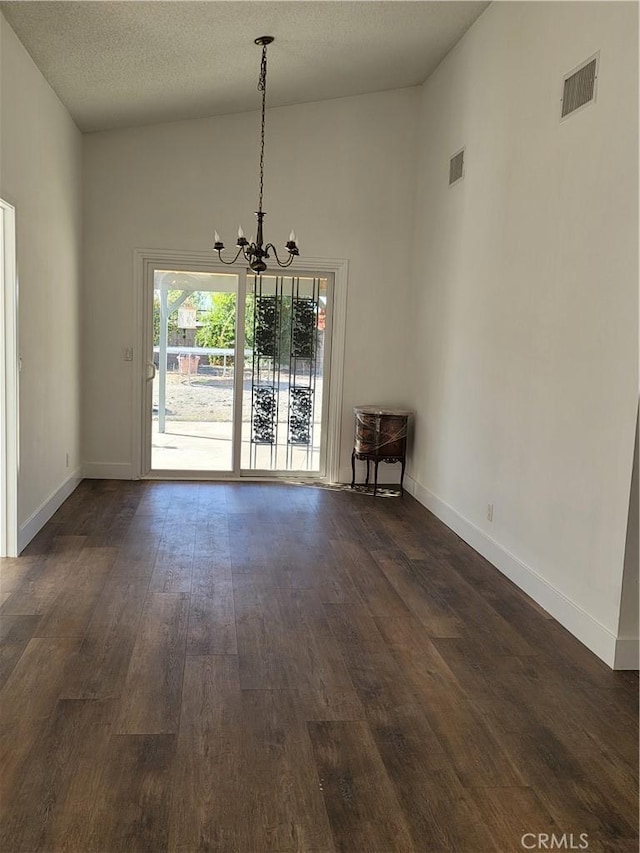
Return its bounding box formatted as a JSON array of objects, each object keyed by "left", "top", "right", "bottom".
[
  {"left": 561, "top": 54, "right": 599, "bottom": 119},
  {"left": 449, "top": 148, "right": 464, "bottom": 186}
]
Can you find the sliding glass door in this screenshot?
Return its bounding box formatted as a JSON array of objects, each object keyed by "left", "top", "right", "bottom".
[{"left": 143, "top": 264, "right": 332, "bottom": 478}]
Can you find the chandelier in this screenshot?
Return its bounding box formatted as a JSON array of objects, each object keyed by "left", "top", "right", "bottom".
[{"left": 213, "top": 36, "right": 299, "bottom": 274}]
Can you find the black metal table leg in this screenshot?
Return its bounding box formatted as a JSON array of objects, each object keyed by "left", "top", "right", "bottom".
[{"left": 350, "top": 450, "right": 356, "bottom": 489}]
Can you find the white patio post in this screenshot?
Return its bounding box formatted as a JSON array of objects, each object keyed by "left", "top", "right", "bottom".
[{"left": 159, "top": 286, "right": 168, "bottom": 433}]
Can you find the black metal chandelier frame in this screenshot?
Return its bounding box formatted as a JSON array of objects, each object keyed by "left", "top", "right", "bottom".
[{"left": 213, "top": 36, "right": 299, "bottom": 274}]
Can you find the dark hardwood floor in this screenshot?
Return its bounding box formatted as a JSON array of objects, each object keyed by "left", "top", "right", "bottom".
[{"left": 0, "top": 479, "right": 637, "bottom": 853}]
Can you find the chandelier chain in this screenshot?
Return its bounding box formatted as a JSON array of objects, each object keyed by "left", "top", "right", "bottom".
[
  {"left": 214, "top": 37, "right": 298, "bottom": 273},
  {"left": 258, "top": 43, "right": 268, "bottom": 213}
]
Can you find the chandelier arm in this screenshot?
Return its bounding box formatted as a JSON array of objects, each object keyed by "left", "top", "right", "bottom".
[
  {"left": 215, "top": 247, "right": 245, "bottom": 265},
  {"left": 265, "top": 244, "right": 296, "bottom": 267}
]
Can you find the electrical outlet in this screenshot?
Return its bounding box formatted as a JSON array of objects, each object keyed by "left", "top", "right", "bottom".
[
  {"left": 124, "top": 347, "right": 134, "bottom": 362},
  {"left": 487, "top": 503, "right": 494, "bottom": 522}
]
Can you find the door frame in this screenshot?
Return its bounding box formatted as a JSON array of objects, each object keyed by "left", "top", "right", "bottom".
[
  {"left": 132, "top": 248, "right": 348, "bottom": 482},
  {"left": 0, "top": 199, "right": 19, "bottom": 557}
]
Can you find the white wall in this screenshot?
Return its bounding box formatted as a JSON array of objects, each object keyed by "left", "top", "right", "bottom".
[
  {"left": 0, "top": 14, "right": 83, "bottom": 546},
  {"left": 81, "top": 88, "right": 418, "bottom": 479},
  {"left": 407, "top": 1, "right": 638, "bottom": 666}
]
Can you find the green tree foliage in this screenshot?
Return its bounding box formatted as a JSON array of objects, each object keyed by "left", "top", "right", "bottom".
[
  {"left": 196, "top": 292, "right": 237, "bottom": 350},
  {"left": 244, "top": 294, "right": 255, "bottom": 350}
]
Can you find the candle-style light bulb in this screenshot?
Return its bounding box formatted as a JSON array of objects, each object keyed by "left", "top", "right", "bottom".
[
  {"left": 236, "top": 225, "right": 248, "bottom": 247},
  {"left": 214, "top": 231, "right": 221, "bottom": 244},
  {"left": 286, "top": 230, "right": 298, "bottom": 255}
]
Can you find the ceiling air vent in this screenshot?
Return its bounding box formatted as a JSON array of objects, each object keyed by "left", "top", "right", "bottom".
[
  {"left": 449, "top": 148, "right": 464, "bottom": 186},
  {"left": 561, "top": 54, "right": 599, "bottom": 119}
]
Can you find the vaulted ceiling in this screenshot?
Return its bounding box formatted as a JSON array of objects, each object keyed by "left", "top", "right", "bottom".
[{"left": 1, "top": 1, "right": 489, "bottom": 132}]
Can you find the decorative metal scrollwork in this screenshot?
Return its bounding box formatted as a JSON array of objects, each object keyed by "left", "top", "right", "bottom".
[
  {"left": 248, "top": 276, "right": 324, "bottom": 469},
  {"left": 254, "top": 296, "right": 278, "bottom": 358},
  {"left": 291, "top": 298, "right": 316, "bottom": 359},
  {"left": 252, "top": 386, "right": 276, "bottom": 444},
  {"left": 289, "top": 388, "right": 313, "bottom": 445}
]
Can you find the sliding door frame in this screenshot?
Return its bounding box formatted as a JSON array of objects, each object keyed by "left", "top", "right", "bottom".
[{"left": 132, "top": 248, "right": 348, "bottom": 482}]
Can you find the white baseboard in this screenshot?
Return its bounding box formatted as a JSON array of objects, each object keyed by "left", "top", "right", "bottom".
[
  {"left": 18, "top": 468, "right": 82, "bottom": 553},
  {"left": 404, "top": 474, "right": 635, "bottom": 670},
  {"left": 614, "top": 637, "right": 640, "bottom": 670},
  {"left": 83, "top": 462, "right": 133, "bottom": 479}
]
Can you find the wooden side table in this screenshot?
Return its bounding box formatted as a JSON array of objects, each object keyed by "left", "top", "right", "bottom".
[{"left": 350, "top": 406, "right": 411, "bottom": 495}]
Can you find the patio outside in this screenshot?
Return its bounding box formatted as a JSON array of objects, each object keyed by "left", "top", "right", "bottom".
[{"left": 151, "top": 359, "right": 323, "bottom": 472}]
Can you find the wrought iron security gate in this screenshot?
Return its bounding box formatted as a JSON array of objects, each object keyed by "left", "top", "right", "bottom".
[{"left": 245, "top": 274, "right": 326, "bottom": 472}]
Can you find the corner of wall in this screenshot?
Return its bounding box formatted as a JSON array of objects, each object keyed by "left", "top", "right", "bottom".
[
  {"left": 615, "top": 405, "right": 639, "bottom": 669},
  {"left": 403, "top": 474, "right": 622, "bottom": 667},
  {"left": 18, "top": 468, "right": 82, "bottom": 553}
]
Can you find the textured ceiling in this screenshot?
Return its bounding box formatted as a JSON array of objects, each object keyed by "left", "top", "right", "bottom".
[{"left": 1, "top": 1, "right": 489, "bottom": 132}]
